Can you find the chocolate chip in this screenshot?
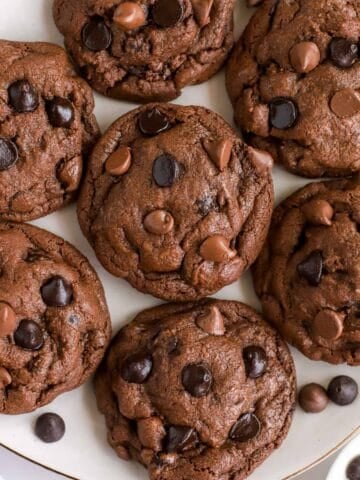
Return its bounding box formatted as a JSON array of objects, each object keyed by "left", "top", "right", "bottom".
[
  {"left": 152, "top": 154, "right": 181, "bottom": 187},
  {"left": 313, "top": 310, "right": 344, "bottom": 340},
  {"left": 41, "top": 276, "right": 73, "bottom": 307},
  {"left": 347, "top": 456, "right": 360, "bottom": 480},
  {"left": 0, "top": 138, "right": 18, "bottom": 171},
  {"left": 298, "top": 383, "right": 328, "bottom": 413},
  {"left": 182, "top": 363, "right": 212, "bottom": 397},
  {"left": 0, "top": 367, "right": 11, "bottom": 388},
  {"left": 8, "top": 80, "right": 39, "bottom": 113},
  {"left": 289, "top": 41, "right": 321, "bottom": 73},
  {"left": 138, "top": 108, "right": 170, "bottom": 136},
  {"left": 302, "top": 199, "right": 334, "bottom": 226},
  {"left": 0, "top": 303, "right": 17, "bottom": 337},
  {"left": 113, "top": 2, "right": 147, "bottom": 31},
  {"left": 144, "top": 210, "right": 174, "bottom": 235},
  {"left": 82, "top": 16, "right": 112, "bottom": 51},
  {"left": 330, "top": 38, "right": 358, "bottom": 68},
  {"left": 247, "top": 147, "right": 273, "bottom": 174},
  {"left": 121, "top": 352, "right": 153, "bottom": 383},
  {"left": 327, "top": 376, "right": 358, "bottom": 406},
  {"left": 243, "top": 346, "right": 267, "bottom": 379},
  {"left": 297, "top": 250, "right": 323, "bottom": 286},
  {"left": 191, "top": 0, "right": 214, "bottom": 26},
  {"left": 47, "top": 97, "right": 74, "bottom": 128},
  {"left": 199, "top": 235, "right": 236, "bottom": 263},
  {"left": 203, "top": 138, "right": 232, "bottom": 171},
  {"left": 196, "top": 306, "right": 225, "bottom": 336},
  {"left": 152, "top": 0, "right": 184, "bottom": 28},
  {"left": 229, "top": 413, "right": 261, "bottom": 442},
  {"left": 35, "top": 413, "right": 66, "bottom": 443},
  {"left": 105, "top": 146, "right": 132, "bottom": 176},
  {"left": 165, "top": 426, "right": 198, "bottom": 453},
  {"left": 330, "top": 88, "right": 360, "bottom": 118},
  {"left": 14, "top": 320, "right": 43, "bottom": 350},
  {"left": 167, "top": 337, "right": 181, "bottom": 355},
  {"left": 269, "top": 97, "right": 298, "bottom": 129},
  {"left": 196, "top": 196, "right": 218, "bottom": 216}
]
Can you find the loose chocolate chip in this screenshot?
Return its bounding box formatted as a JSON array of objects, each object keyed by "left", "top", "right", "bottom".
[
  {"left": 138, "top": 108, "right": 170, "bottom": 135},
  {"left": 165, "top": 426, "right": 198, "bottom": 453},
  {"left": 8, "top": 79, "right": 39, "bottom": 113},
  {"left": 152, "top": 0, "right": 184, "bottom": 28},
  {"left": 330, "top": 38, "right": 358, "bottom": 69},
  {"left": 182, "top": 363, "right": 212, "bottom": 397},
  {"left": 327, "top": 376, "right": 358, "bottom": 406},
  {"left": 152, "top": 154, "right": 181, "bottom": 187},
  {"left": 0, "top": 138, "right": 18, "bottom": 171},
  {"left": 229, "top": 413, "right": 261, "bottom": 442},
  {"left": 121, "top": 352, "right": 153, "bottom": 383},
  {"left": 35, "top": 413, "right": 66, "bottom": 443},
  {"left": 297, "top": 250, "right": 323, "bottom": 286},
  {"left": 243, "top": 346, "right": 267, "bottom": 379},
  {"left": 41, "top": 276, "right": 73, "bottom": 307},
  {"left": 269, "top": 97, "right": 298, "bottom": 129},
  {"left": 14, "top": 320, "right": 43, "bottom": 350},
  {"left": 298, "top": 383, "right": 329, "bottom": 413},
  {"left": 347, "top": 456, "right": 360, "bottom": 480},
  {"left": 82, "top": 16, "right": 112, "bottom": 51},
  {"left": 47, "top": 97, "right": 74, "bottom": 128}
]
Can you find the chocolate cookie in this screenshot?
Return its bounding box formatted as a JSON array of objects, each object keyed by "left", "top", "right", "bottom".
[
  {"left": 95, "top": 299, "right": 296, "bottom": 480},
  {"left": 226, "top": 0, "right": 360, "bottom": 177},
  {"left": 53, "top": 0, "right": 235, "bottom": 102},
  {"left": 0, "top": 40, "right": 99, "bottom": 222},
  {"left": 0, "top": 222, "right": 111, "bottom": 414},
  {"left": 77, "top": 103, "right": 274, "bottom": 302},
  {"left": 253, "top": 177, "right": 360, "bottom": 365}
]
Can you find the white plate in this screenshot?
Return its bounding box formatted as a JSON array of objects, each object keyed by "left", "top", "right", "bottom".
[
  {"left": 327, "top": 433, "right": 360, "bottom": 480},
  {"left": 1, "top": 1, "right": 359, "bottom": 479}
]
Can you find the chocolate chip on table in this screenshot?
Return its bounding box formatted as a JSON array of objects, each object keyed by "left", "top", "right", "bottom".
[
  {"left": 105, "top": 146, "right": 132, "bottom": 176},
  {"left": 297, "top": 250, "right": 323, "bottom": 286},
  {"left": 0, "top": 138, "right": 18, "bottom": 171},
  {"left": 113, "top": 2, "right": 147, "bottom": 31},
  {"left": 0, "top": 367, "right": 11, "bottom": 388},
  {"left": 82, "top": 16, "right": 112, "bottom": 51},
  {"left": 138, "top": 108, "right": 170, "bottom": 135},
  {"left": 0, "top": 302, "right": 17, "bottom": 337},
  {"left": 229, "top": 413, "right": 261, "bottom": 442},
  {"left": 152, "top": 154, "right": 182, "bottom": 187},
  {"left": 35, "top": 413, "right": 66, "bottom": 443},
  {"left": 41, "top": 276, "right": 73, "bottom": 307},
  {"left": 14, "top": 320, "right": 43, "bottom": 350},
  {"left": 327, "top": 376, "right": 358, "bottom": 406},
  {"left": 298, "top": 383, "right": 328, "bottom": 413},
  {"left": 165, "top": 425, "right": 198, "bottom": 453},
  {"left": 144, "top": 210, "right": 174, "bottom": 235},
  {"left": 182, "top": 363, "right": 212, "bottom": 397},
  {"left": 289, "top": 41, "right": 321, "bottom": 73},
  {"left": 329, "top": 38, "right": 358, "bottom": 69},
  {"left": 47, "top": 97, "right": 75, "bottom": 128},
  {"left": 347, "top": 456, "right": 360, "bottom": 480},
  {"left": 152, "top": 0, "right": 184, "bottom": 28},
  {"left": 269, "top": 97, "right": 298, "bottom": 129},
  {"left": 8, "top": 79, "right": 39, "bottom": 113},
  {"left": 121, "top": 352, "right": 153, "bottom": 383},
  {"left": 243, "top": 346, "right": 267, "bottom": 379}
]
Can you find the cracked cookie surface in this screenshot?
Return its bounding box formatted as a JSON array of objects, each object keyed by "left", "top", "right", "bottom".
[
  {"left": 0, "top": 222, "right": 111, "bottom": 414},
  {"left": 226, "top": 0, "right": 360, "bottom": 177},
  {"left": 77, "top": 103, "right": 274, "bottom": 302},
  {"left": 0, "top": 40, "right": 99, "bottom": 222},
  {"left": 53, "top": 0, "right": 235, "bottom": 102},
  {"left": 253, "top": 177, "right": 360, "bottom": 365},
  {"left": 95, "top": 299, "right": 296, "bottom": 480}
]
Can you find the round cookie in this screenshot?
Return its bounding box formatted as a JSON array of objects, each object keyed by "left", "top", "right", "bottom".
[
  {"left": 0, "top": 40, "right": 99, "bottom": 222},
  {"left": 53, "top": 0, "right": 235, "bottom": 103},
  {"left": 253, "top": 177, "right": 360, "bottom": 365},
  {"left": 95, "top": 299, "right": 296, "bottom": 480},
  {"left": 77, "top": 103, "right": 274, "bottom": 302},
  {"left": 0, "top": 222, "right": 111, "bottom": 414},
  {"left": 226, "top": 0, "right": 360, "bottom": 177}
]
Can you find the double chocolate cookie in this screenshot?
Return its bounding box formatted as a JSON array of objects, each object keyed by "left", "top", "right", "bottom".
[
  {"left": 0, "top": 222, "right": 111, "bottom": 414},
  {"left": 95, "top": 299, "right": 296, "bottom": 480},
  {"left": 253, "top": 178, "right": 360, "bottom": 365},
  {"left": 53, "top": 0, "right": 235, "bottom": 102},
  {"left": 77, "top": 103, "right": 274, "bottom": 302},
  {"left": 0, "top": 40, "right": 99, "bottom": 222},
  {"left": 226, "top": 0, "right": 360, "bottom": 177}
]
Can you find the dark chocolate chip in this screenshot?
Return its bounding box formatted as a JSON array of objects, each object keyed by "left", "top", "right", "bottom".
[
  {"left": 229, "top": 413, "right": 261, "bottom": 442},
  {"left": 347, "top": 456, "right": 360, "bottom": 480},
  {"left": 330, "top": 38, "right": 358, "bottom": 69},
  {"left": 327, "top": 376, "right": 358, "bottom": 406},
  {"left": 152, "top": 154, "right": 181, "bottom": 187},
  {"left": 41, "top": 276, "right": 73, "bottom": 307},
  {"left": 8, "top": 80, "right": 39, "bottom": 113},
  {"left": 243, "top": 346, "right": 267, "bottom": 379},
  {"left": 182, "top": 363, "right": 212, "bottom": 397},
  {"left": 269, "top": 97, "right": 298, "bottom": 129},
  {"left": 35, "top": 413, "right": 66, "bottom": 443},
  {"left": 121, "top": 352, "right": 153, "bottom": 383},
  {"left": 152, "top": 0, "right": 184, "bottom": 28},
  {"left": 167, "top": 337, "right": 181, "bottom": 356},
  {"left": 196, "top": 196, "right": 218, "bottom": 216},
  {"left": 0, "top": 138, "right": 18, "bottom": 171},
  {"left": 297, "top": 250, "right": 323, "bottom": 286},
  {"left": 165, "top": 426, "right": 198, "bottom": 453},
  {"left": 82, "top": 16, "right": 112, "bottom": 51},
  {"left": 138, "top": 108, "right": 170, "bottom": 136},
  {"left": 47, "top": 97, "right": 75, "bottom": 128},
  {"left": 14, "top": 320, "right": 43, "bottom": 350}
]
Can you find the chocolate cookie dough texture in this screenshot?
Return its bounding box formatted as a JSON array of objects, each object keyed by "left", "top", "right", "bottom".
[
  {"left": 77, "top": 103, "right": 274, "bottom": 302},
  {"left": 53, "top": 0, "right": 235, "bottom": 102},
  {"left": 253, "top": 178, "right": 360, "bottom": 365},
  {"left": 0, "top": 222, "right": 111, "bottom": 414},
  {"left": 95, "top": 300, "right": 296, "bottom": 480},
  {"left": 0, "top": 40, "right": 99, "bottom": 221},
  {"left": 226, "top": 0, "right": 360, "bottom": 177}
]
